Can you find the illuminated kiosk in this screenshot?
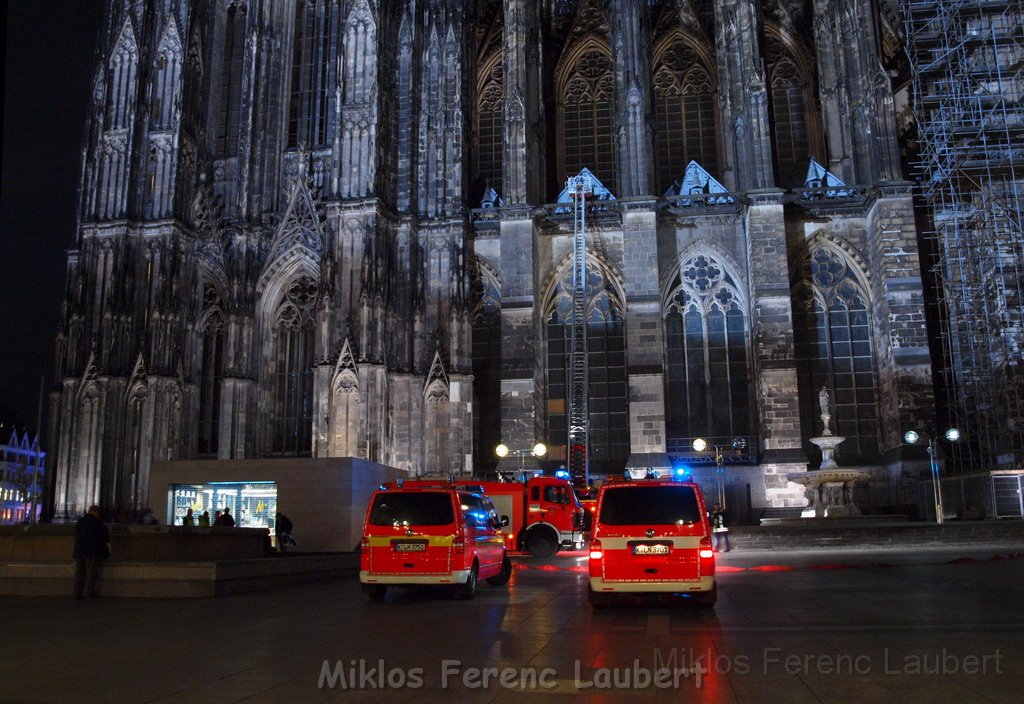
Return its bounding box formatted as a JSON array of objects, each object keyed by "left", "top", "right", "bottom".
[{"left": 149, "top": 457, "right": 405, "bottom": 552}]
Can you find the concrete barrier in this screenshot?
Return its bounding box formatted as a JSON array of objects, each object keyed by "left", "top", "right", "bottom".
[
  {"left": 730, "top": 519, "right": 1024, "bottom": 550},
  {"left": 0, "top": 524, "right": 268, "bottom": 562},
  {"left": 0, "top": 553, "right": 359, "bottom": 598}
]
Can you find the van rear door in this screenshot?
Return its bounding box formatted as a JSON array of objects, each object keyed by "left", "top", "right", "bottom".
[
  {"left": 365, "top": 491, "right": 458, "bottom": 575},
  {"left": 596, "top": 484, "right": 706, "bottom": 582}
]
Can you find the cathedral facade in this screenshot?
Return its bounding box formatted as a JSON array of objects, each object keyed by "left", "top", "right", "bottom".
[{"left": 49, "top": 0, "right": 933, "bottom": 518}]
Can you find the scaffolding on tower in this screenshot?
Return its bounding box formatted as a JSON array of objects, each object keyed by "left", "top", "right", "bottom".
[
  {"left": 567, "top": 171, "right": 593, "bottom": 487},
  {"left": 904, "top": 0, "right": 1024, "bottom": 470}
]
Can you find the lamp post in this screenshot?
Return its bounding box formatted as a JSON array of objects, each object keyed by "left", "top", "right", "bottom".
[
  {"left": 904, "top": 428, "right": 961, "bottom": 524},
  {"left": 495, "top": 442, "right": 548, "bottom": 475},
  {"left": 692, "top": 438, "right": 747, "bottom": 508}
]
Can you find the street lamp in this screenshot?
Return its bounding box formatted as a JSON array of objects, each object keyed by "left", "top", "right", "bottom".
[
  {"left": 904, "top": 428, "right": 961, "bottom": 524},
  {"left": 495, "top": 442, "right": 547, "bottom": 474}
]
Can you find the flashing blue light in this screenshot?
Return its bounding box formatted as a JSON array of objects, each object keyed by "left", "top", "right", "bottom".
[
  {"left": 673, "top": 465, "right": 690, "bottom": 481},
  {"left": 554, "top": 469, "right": 571, "bottom": 480}
]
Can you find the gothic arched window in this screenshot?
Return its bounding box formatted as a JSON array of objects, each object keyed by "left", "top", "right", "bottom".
[
  {"left": 545, "top": 265, "right": 629, "bottom": 474},
  {"left": 150, "top": 23, "right": 182, "bottom": 131},
  {"left": 559, "top": 48, "right": 616, "bottom": 195},
  {"left": 197, "top": 289, "right": 225, "bottom": 456},
  {"left": 270, "top": 275, "right": 318, "bottom": 456},
  {"left": 105, "top": 22, "right": 139, "bottom": 131},
  {"left": 470, "top": 264, "right": 501, "bottom": 473},
  {"left": 653, "top": 40, "right": 718, "bottom": 193},
  {"left": 769, "top": 58, "right": 810, "bottom": 188},
  {"left": 217, "top": 4, "right": 246, "bottom": 157},
  {"left": 664, "top": 254, "right": 750, "bottom": 452},
  {"left": 474, "top": 60, "right": 504, "bottom": 197},
  {"left": 793, "top": 248, "right": 879, "bottom": 460},
  {"left": 289, "top": 0, "right": 340, "bottom": 148}
]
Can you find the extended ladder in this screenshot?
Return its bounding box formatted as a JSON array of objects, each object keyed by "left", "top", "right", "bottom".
[{"left": 567, "top": 172, "right": 593, "bottom": 488}]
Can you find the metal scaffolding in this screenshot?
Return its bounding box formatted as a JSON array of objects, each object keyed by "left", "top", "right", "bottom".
[{"left": 905, "top": 0, "right": 1024, "bottom": 470}]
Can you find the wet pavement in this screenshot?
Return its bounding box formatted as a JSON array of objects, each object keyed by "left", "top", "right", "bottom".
[{"left": 2, "top": 545, "right": 1022, "bottom": 703}]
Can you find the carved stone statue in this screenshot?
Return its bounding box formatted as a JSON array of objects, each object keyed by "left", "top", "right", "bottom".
[{"left": 819, "top": 385, "right": 832, "bottom": 435}]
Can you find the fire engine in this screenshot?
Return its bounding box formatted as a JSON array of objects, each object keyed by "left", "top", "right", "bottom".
[{"left": 398, "top": 475, "right": 586, "bottom": 557}]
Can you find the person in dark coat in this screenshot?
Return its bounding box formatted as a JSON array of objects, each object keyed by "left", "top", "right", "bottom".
[
  {"left": 214, "top": 507, "right": 235, "bottom": 527},
  {"left": 275, "top": 512, "right": 296, "bottom": 551},
  {"left": 73, "top": 505, "right": 110, "bottom": 599}
]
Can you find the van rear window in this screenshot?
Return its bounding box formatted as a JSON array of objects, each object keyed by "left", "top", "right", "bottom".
[
  {"left": 369, "top": 493, "right": 455, "bottom": 526},
  {"left": 598, "top": 486, "right": 701, "bottom": 525}
]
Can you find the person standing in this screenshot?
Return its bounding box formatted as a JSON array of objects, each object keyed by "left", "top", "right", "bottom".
[
  {"left": 214, "top": 507, "right": 235, "bottom": 527},
  {"left": 198, "top": 511, "right": 211, "bottom": 527},
  {"left": 275, "top": 512, "right": 296, "bottom": 551},
  {"left": 182, "top": 508, "right": 195, "bottom": 526},
  {"left": 73, "top": 505, "right": 110, "bottom": 599},
  {"left": 710, "top": 503, "right": 731, "bottom": 552}
]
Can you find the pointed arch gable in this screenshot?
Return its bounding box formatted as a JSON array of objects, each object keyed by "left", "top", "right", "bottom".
[
  {"left": 663, "top": 239, "right": 747, "bottom": 307},
  {"left": 791, "top": 231, "right": 872, "bottom": 293},
  {"left": 555, "top": 35, "right": 613, "bottom": 98},
  {"left": 106, "top": 17, "right": 139, "bottom": 131},
  {"left": 540, "top": 248, "right": 626, "bottom": 312},
  {"left": 651, "top": 27, "right": 716, "bottom": 76},
  {"left": 331, "top": 338, "right": 359, "bottom": 392},
  {"left": 257, "top": 251, "right": 320, "bottom": 316}
]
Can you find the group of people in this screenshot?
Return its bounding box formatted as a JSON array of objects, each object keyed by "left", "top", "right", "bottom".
[
  {"left": 180, "top": 507, "right": 236, "bottom": 527},
  {"left": 179, "top": 507, "right": 296, "bottom": 551}
]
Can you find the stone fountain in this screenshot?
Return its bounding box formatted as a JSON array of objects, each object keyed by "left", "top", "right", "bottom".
[{"left": 787, "top": 387, "right": 870, "bottom": 518}]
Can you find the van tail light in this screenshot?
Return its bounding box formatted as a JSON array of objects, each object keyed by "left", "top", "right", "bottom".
[
  {"left": 360, "top": 537, "right": 369, "bottom": 552},
  {"left": 453, "top": 536, "right": 465, "bottom": 551},
  {"left": 589, "top": 539, "right": 603, "bottom": 560},
  {"left": 699, "top": 537, "right": 714, "bottom": 560}
]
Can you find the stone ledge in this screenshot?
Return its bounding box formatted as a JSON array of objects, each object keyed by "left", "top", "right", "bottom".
[
  {"left": 0, "top": 553, "right": 359, "bottom": 598},
  {"left": 728, "top": 520, "right": 1024, "bottom": 550}
]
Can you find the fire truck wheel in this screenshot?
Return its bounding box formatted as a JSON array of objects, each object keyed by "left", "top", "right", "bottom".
[
  {"left": 588, "top": 585, "right": 612, "bottom": 608},
  {"left": 526, "top": 527, "right": 558, "bottom": 558},
  {"left": 363, "top": 585, "right": 387, "bottom": 600},
  {"left": 693, "top": 584, "right": 717, "bottom": 609},
  {"left": 486, "top": 555, "right": 513, "bottom": 586},
  {"left": 457, "top": 563, "right": 479, "bottom": 600}
]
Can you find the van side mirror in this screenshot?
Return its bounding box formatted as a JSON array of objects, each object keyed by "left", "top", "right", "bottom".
[{"left": 498, "top": 515, "right": 510, "bottom": 528}]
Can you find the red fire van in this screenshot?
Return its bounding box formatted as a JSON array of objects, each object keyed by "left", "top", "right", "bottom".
[
  {"left": 587, "top": 479, "right": 716, "bottom": 607},
  {"left": 359, "top": 484, "right": 512, "bottom": 600}
]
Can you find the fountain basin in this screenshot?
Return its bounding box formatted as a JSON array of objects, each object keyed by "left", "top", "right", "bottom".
[{"left": 787, "top": 468, "right": 871, "bottom": 518}]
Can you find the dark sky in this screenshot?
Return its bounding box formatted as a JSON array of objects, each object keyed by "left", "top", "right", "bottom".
[{"left": 1, "top": 2, "right": 105, "bottom": 436}]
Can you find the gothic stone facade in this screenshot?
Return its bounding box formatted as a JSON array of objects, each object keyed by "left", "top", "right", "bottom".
[{"left": 50, "top": 0, "right": 932, "bottom": 517}]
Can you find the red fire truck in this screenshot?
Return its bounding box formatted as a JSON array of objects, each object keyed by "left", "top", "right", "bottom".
[{"left": 399, "top": 476, "right": 586, "bottom": 557}]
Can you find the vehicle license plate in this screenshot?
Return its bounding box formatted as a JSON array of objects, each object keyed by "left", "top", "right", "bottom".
[
  {"left": 633, "top": 543, "right": 670, "bottom": 556},
  {"left": 394, "top": 542, "right": 426, "bottom": 552}
]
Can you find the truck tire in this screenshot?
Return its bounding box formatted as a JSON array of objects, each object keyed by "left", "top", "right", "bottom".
[
  {"left": 457, "top": 563, "right": 478, "bottom": 600},
  {"left": 693, "top": 584, "right": 717, "bottom": 609},
  {"left": 526, "top": 527, "right": 558, "bottom": 558},
  {"left": 588, "top": 585, "right": 612, "bottom": 608},
  {"left": 486, "top": 554, "right": 513, "bottom": 586},
  {"left": 363, "top": 585, "right": 387, "bottom": 600}
]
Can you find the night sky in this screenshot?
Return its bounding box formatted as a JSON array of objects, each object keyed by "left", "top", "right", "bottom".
[{"left": 1, "top": 3, "right": 105, "bottom": 437}]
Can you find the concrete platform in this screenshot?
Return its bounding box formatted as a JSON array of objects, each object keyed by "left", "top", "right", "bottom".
[
  {"left": 730, "top": 518, "right": 1024, "bottom": 550},
  {"left": 2, "top": 547, "right": 1022, "bottom": 703},
  {"left": 0, "top": 553, "right": 359, "bottom": 598}
]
